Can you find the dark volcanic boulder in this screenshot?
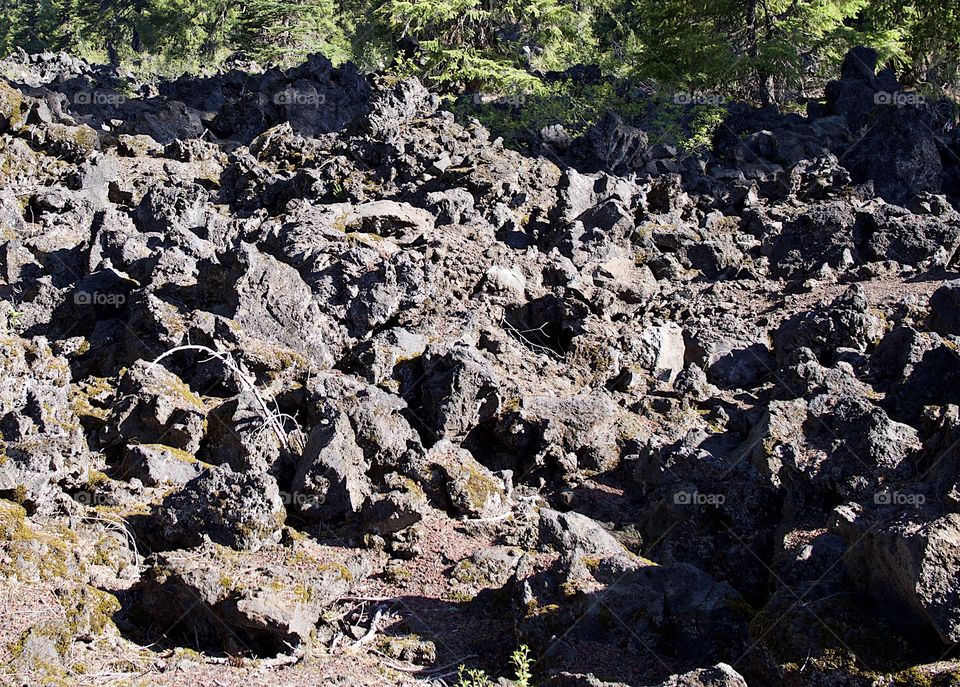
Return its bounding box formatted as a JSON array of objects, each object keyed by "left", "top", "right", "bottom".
[
  {"left": 104, "top": 360, "right": 207, "bottom": 455},
  {"left": 833, "top": 506, "right": 960, "bottom": 644},
  {"left": 546, "top": 559, "right": 752, "bottom": 677},
  {"left": 545, "top": 664, "right": 748, "bottom": 687},
  {"left": 136, "top": 100, "right": 205, "bottom": 144},
  {"left": 773, "top": 285, "right": 884, "bottom": 364},
  {"left": 822, "top": 46, "right": 895, "bottom": 133},
  {"left": 147, "top": 466, "right": 285, "bottom": 552},
  {"left": 570, "top": 111, "right": 649, "bottom": 174},
  {"left": 886, "top": 343, "right": 960, "bottom": 424},
  {"left": 415, "top": 343, "right": 503, "bottom": 440},
  {"left": 854, "top": 205, "right": 960, "bottom": 267},
  {"left": 290, "top": 409, "right": 371, "bottom": 522},
  {"left": 929, "top": 281, "right": 960, "bottom": 335},
  {"left": 760, "top": 201, "right": 857, "bottom": 279},
  {"left": 841, "top": 105, "right": 944, "bottom": 206},
  {"left": 0, "top": 335, "right": 91, "bottom": 510},
  {"left": 131, "top": 540, "right": 368, "bottom": 655}
]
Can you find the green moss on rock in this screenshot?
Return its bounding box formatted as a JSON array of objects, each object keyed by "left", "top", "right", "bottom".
[{"left": 0, "top": 80, "right": 25, "bottom": 131}]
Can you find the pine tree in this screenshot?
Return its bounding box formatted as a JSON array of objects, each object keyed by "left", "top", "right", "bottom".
[
  {"left": 0, "top": 0, "right": 956, "bottom": 102},
  {"left": 235, "top": 0, "right": 349, "bottom": 65},
  {"left": 866, "top": 0, "right": 960, "bottom": 90},
  {"left": 626, "top": 0, "right": 902, "bottom": 103},
  {"left": 371, "top": 0, "right": 590, "bottom": 92},
  {"left": 0, "top": 0, "right": 74, "bottom": 54},
  {"left": 73, "top": 0, "right": 141, "bottom": 63}
]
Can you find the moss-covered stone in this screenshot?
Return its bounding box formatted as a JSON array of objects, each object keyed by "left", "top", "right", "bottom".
[
  {"left": 7, "top": 584, "right": 119, "bottom": 684},
  {"left": 25, "top": 122, "right": 100, "bottom": 162},
  {"left": 0, "top": 80, "right": 25, "bottom": 132},
  {"left": 0, "top": 500, "right": 78, "bottom": 581}
]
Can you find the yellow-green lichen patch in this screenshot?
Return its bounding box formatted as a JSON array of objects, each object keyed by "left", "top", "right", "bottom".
[
  {"left": 1, "top": 518, "right": 76, "bottom": 581},
  {"left": 135, "top": 443, "right": 210, "bottom": 467},
  {"left": 891, "top": 666, "right": 935, "bottom": 687},
  {"left": 462, "top": 466, "right": 501, "bottom": 511},
  {"left": 162, "top": 375, "right": 206, "bottom": 412},
  {"left": 0, "top": 80, "right": 25, "bottom": 130},
  {"left": 57, "top": 584, "right": 121, "bottom": 640},
  {"left": 7, "top": 584, "right": 120, "bottom": 683},
  {"left": 68, "top": 377, "right": 116, "bottom": 424},
  {"left": 0, "top": 498, "right": 28, "bottom": 539},
  {"left": 317, "top": 561, "right": 354, "bottom": 583}
]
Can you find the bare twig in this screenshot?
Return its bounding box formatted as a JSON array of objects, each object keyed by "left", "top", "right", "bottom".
[
  {"left": 499, "top": 314, "right": 563, "bottom": 359},
  {"left": 368, "top": 650, "right": 480, "bottom": 676},
  {"left": 461, "top": 509, "right": 513, "bottom": 523},
  {"left": 82, "top": 513, "right": 144, "bottom": 571},
  {"left": 148, "top": 345, "right": 289, "bottom": 451},
  {"left": 352, "top": 607, "right": 385, "bottom": 648}
]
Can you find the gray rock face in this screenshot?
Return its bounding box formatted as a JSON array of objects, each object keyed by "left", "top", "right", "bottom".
[
  {"left": 361, "top": 473, "right": 430, "bottom": 540},
  {"left": 483, "top": 392, "right": 626, "bottom": 474},
  {"left": 545, "top": 675, "right": 632, "bottom": 687},
  {"left": 132, "top": 541, "right": 368, "bottom": 654},
  {"left": 606, "top": 563, "right": 751, "bottom": 665},
  {"left": 572, "top": 112, "right": 649, "bottom": 175},
  {"left": 23, "top": 121, "right": 99, "bottom": 161},
  {"left": 760, "top": 201, "right": 857, "bottom": 279},
  {"left": 834, "top": 507, "right": 960, "bottom": 643},
  {"left": 824, "top": 46, "right": 892, "bottom": 133},
  {"left": 429, "top": 440, "right": 507, "bottom": 518},
  {"left": 137, "top": 100, "right": 205, "bottom": 144},
  {"left": 0, "top": 335, "right": 89, "bottom": 510},
  {"left": 416, "top": 343, "right": 502, "bottom": 440},
  {"left": 820, "top": 45, "right": 946, "bottom": 205},
  {"left": 338, "top": 199, "right": 435, "bottom": 237},
  {"left": 741, "top": 398, "right": 809, "bottom": 489},
  {"left": 105, "top": 360, "right": 207, "bottom": 454},
  {"left": 291, "top": 410, "right": 371, "bottom": 522},
  {"left": 201, "top": 388, "right": 284, "bottom": 474},
  {"left": 635, "top": 321, "right": 686, "bottom": 383},
  {"left": 227, "top": 243, "right": 335, "bottom": 365},
  {"left": 684, "top": 325, "right": 773, "bottom": 389},
  {"left": 887, "top": 343, "right": 960, "bottom": 424},
  {"left": 774, "top": 285, "right": 883, "bottom": 363},
  {"left": 545, "top": 560, "right": 752, "bottom": 676},
  {"left": 653, "top": 664, "right": 749, "bottom": 687},
  {"left": 817, "top": 394, "right": 920, "bottom": 473},
  {"left": 545, "top": 665, "right": 748, "bottom": 687},
  {"left": 149, "top": 465, "right": 285, "bottom": 552},
  {"left": 843, "top": 107, "right": 944, "bottom": 206},
  {"left": 929, "top": 281, "right": 960, "bottom": 336},
  {"left": 117, "top": 443, "right": 205, "bottom": 486},
  {"left": 134, "top": 183, "right": 209, "bottom": 234},
  {"left": 855, "top": 206, "right": 960, "bottom": 267},
  {"left": 365, "top": 77, "right": 438, "bottom": 141},
  {"left": 870, "top": 326, "right": 941, "bottom": 382},
  {"left": 538, "top": 508, "right": 626, "bottom": 558}
]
